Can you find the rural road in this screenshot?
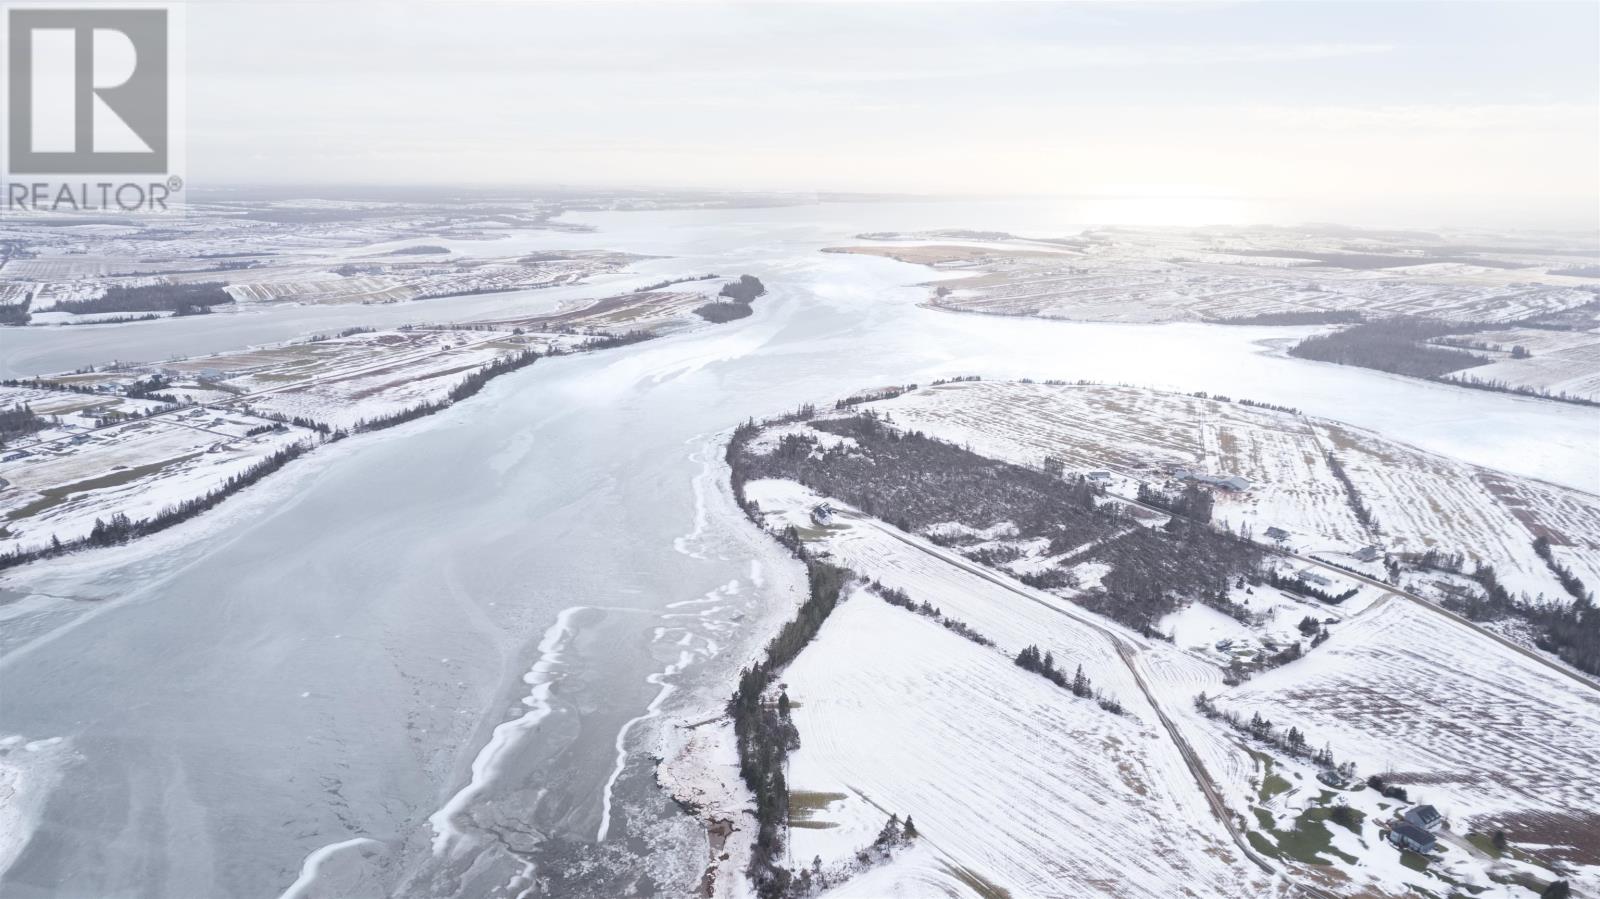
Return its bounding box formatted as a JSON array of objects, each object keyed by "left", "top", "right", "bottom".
[
  {"left": 1102, "top": 460, "right": 1597, "bottom": 696},
  {"left": 833, "top": 510, "right": 1336, "bottom": 895},
  {"left": 1287, "top": 550, "right": 1599, "bottom": 695}
]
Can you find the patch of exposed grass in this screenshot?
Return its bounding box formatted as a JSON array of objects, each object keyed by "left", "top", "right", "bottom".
[
  {"left": 787, "top": 790, "right": 847, "bottom": 827},
  {"left": 1249, "top": 805, "right": 1358, "bottom": 866},
  {"left": 793, "top": 523, "right": 849, "bottom": 542},
  {"left": 940, "top": 862, "right": 1012, "bottom": 899},
  {"left": 1247, "top": 831, "right": 1279, "bottom": 858},
  {"left": 1399, "top": 849, "right": 1430, "bottom": 871},
  {"left": 1321, "top": 805, "right": 1364, "bottom": 836},
  {"left": 1278, "top": 809, "right": 1358, "bottom": 865},
  {"left": 1466, "top": 832, "right": 1503, "bottom": 858},
  {"left": 6, "top": 453, "right": 200, "bottom": 521},
  {"left": 1247, "top": 748, "right": 1292, "bottom": 803}
]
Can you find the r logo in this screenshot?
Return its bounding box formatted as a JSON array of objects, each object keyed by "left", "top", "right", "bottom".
[{"left": 7, "top": 9, "right": 168, "bottom": 174}]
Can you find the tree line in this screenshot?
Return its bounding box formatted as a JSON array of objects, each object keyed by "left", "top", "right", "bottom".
[
  {"left": 1323, "top": 451, "right": 1378, "bottom": 533},
  {"left": 728, "top": 559, "right": 849, "bottom": 896},
  {"left": 1263, "top": 569, "right": 1358, "bottom": 604},
  {"left": 724, "top": 411, "right": 925, "bottom": 897},
  {"left": 1194, "top": 693, "right": 1346, "bottom": 775},
  {"left": 1014, "top": 645, "right": 1124, "bottom": 714},
  {"left": 1402, "top": 551, "right": 1600, "bottom": 677},
  {"left": 1289, "top": 316, "right": 1490, "bottom": 379},
  {"left": 0, "top": 296, "right": 32, "bottom": 326},
  {"left": 1, "top": 442, "right": 310, "bottom": 571},
  {"left": 56, "top": 282, "right": 235, "bottom": 316},
  {"left": 865, "top": 580, "right": 992, "bottom": 647},
  {"left": 0, "top": 404, "right": 48, "bottom": 444}
]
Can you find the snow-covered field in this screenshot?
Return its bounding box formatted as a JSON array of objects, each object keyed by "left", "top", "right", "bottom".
[
  {"left": 720, "top": 378, "right": 1599, "bottom": 897},
  {"left": 831, "top": 228, "right": 1600, "bottom": 327},
  {"left": 860, "top": 380, "right": 1592, "bottom": 605},
  {"left": 784, "top": 592, "right": 1274, "bottom": 898},
  {"left": 1316, "top": 420, "right": 1585, "bottom": 603},
  {"left": 1218, "top": 597, "right": 1600, "bottom": 884},
  {"left": 0, "top": 410, "right": 313, "bottom": 554},
  {"left": 1441, "top": 326, "right": 1600, "bottom": 402},
  {"left": 743, "top": 479, "right": 1279, "bottom": 898}
]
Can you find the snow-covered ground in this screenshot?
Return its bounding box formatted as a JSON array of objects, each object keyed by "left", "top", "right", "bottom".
[
  {"left": 743, "top": 478, "right": 1280, "bottom": 898},
  {"left": 780, "top": 590, "right": 1276, "bottom": 898},
  {"left": 834, "top": 228, "right": 1599, "bottom": 328},
  {"left": 0, "top": 411, "right": 314, "bottom": 554},
  {"left": 859, "top": 380, "right": 1593, "bottom": 606},
  {"left": 723, "top": 379, "right": 1598, "bottom": 896},
  {"left": 1218, "top": 596, "right": 1600, "bottom": 831}
]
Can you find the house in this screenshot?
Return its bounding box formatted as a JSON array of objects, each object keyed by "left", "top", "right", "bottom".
[
  {"left": 810, "top": 503, "right": 836, "bottom": 526},
  {"left": 1389, "top": 822, "right": 1437, "bottom": 854},
  {"left": 1298, "top": 569, "right": 1332, "bottom": 588},
  {"left": 1264, "top": 526, "right": 1291, "bottom": 542},
  {"left": 1317, "top": 769, "right": 1349, "bottom": 788},
  {"left": 1354, "top": 545, "right": 1382, "bottom": 563},
  {"left": 1403, "top": 804, "right": 1443, "bottom": 832},
  {"left": 1214, "top": 638, "right": 1234, "bottom": 651},
  {"left": 1172, "top": 468, "right": 1252, "bottom": 492},
  {"left": 1086, "top": 470, "right": 1112, "bottom": 482}
]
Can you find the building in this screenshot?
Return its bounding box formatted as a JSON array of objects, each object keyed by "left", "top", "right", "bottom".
[
  {"left": 1086, "top": 470, "right": 1112, "bottom": 482},
  {"left": 1389, "top": 822, "right": 1437, "bottom": 854},
  {"left": 1403, "top": 804, "right": 1443, "bottom": 832},
  {"left": 1298, "top": 569, "right": 1332, "bottom": 588},
  {"left": 810, "top": 503, "right": 836, "bottom": 525},
  {"left": 1354, "top": 545, "right": 1382, "bottom": 563},
  {"left": 1172, "top": 467, "right": 1252, "bottom": 492},
  {"left": 1264, "top": 526, "right": 1291, "bottom": 542}
]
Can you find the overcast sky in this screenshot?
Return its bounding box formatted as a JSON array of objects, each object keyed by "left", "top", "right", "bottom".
[{"left": 186, "top": 2, "right": 1599, "bottom": 228}]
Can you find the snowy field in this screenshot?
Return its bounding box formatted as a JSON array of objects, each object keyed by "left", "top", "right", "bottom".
[
  {"left": 0, "top": 412, "right": 313, "bottom": 554},
  {"left": 1440, "top": 326, "right": 1600, "bottom": 402},
  {"left": 831, "top": 227, "right": 1600, "bottom": 327},
  {"left": 0, "top": 192, "right": 768, "bottom": 327},
  {"left": 721, "top": 378, "right": 1599, "bottom": 897},
  {"left": 784, "top": 592, "right": 1275, "bottom": 898},
  {"left": 1218, "top": 597, "right": 1600, "bottom": 883},
  {"left": 744, "top": 480, "right": 1278, "bottom": 898},
  {"left": 860, "top": 380, "right": 1592, "bottom": 605}
]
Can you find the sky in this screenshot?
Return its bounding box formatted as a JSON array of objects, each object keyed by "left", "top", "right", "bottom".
[{"left": 185, "top": 1, "right": 1600, "bottom": 229}]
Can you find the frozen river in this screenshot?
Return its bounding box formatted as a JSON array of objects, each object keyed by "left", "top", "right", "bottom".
[{"left": 1, "top": 202, "right": 1596, "bottom": 898}]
